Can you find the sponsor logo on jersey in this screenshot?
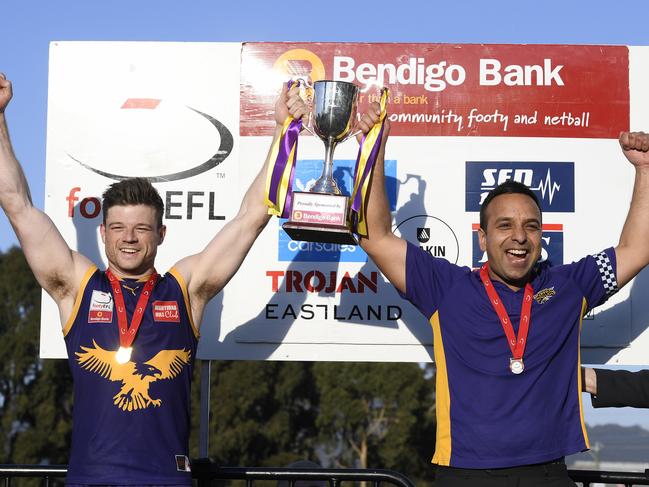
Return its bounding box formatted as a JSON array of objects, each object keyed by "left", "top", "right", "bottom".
[
  {"left": 153, "top": 301, "right": 181, "bottom": 323},
  {"left": 534, "top": 287, "right": 556, "bottom": 304},
  {"left": 88, "top": 290, "right": 113, "bottom": 323}
]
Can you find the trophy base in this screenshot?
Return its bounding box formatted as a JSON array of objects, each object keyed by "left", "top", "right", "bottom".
[
  {"left": 283, "top": 221, "right": 358, "bottom": 246},
  {"left": 284, "top": 191, "right": 358, "bottom": 246}
]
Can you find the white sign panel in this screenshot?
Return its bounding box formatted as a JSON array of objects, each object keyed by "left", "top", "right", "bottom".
[
  {"left": 41, "top": 41, "right": 242, "bottom": 358},
  {"left": 40, "top": 41, "right": 649, "bottom": 364}
]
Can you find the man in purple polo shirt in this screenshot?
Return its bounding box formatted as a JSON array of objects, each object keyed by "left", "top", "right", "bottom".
[{"left": 356, "top": 105, "right": 649, "bottom": 486}]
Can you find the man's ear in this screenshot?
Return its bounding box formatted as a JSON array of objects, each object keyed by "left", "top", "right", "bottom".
[
  {"left": 478, "top": 227, "right": 487, "bottom": 252},
  {"left": 100, "top": 223, "right": 106, "bottom": 244},
  {"left": 158, "top": 224, "right": 167, "bottom": 245}
]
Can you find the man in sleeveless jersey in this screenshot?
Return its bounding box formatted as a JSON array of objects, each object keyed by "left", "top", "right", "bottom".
[
  {"left": 0, "top": 75, "right": 310, "bottom": 485},
  {"left": 356, "top": 103, "right": 649, "bottom": 486}
]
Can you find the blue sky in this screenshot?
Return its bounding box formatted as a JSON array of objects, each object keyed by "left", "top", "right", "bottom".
[
  {"left": 2, "top": 0, "right": 649, "bottom": 427},
  {"left": 3, "top": 0, "right": 649, "bottom": 251}
]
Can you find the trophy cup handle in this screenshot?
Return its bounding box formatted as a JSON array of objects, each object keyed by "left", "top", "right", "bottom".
[
  {"left": 301, "top": 112, "right": 317, "bottom": 137},
  {"left": 340, "top": 128, "right": 362, "bottom": 142},
  {"left": 291, "top": 77, "right": 317, "bottom": 136}
]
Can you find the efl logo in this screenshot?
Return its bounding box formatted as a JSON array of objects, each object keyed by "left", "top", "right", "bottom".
[
  {"left": 278, "top": 159, "right": 397, "bottom": 262},
  {"left": 471, "top": 223, "right": 564, "bottom": 268},
  {"left": 465, "top": 162, "right": 574, "bottom": 213}
]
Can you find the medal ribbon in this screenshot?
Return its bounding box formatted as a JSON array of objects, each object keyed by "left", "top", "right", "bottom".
[
  {"left": 350, "top": 87, "right": 389, "bottom": 237},
  {"left": 264, "top": 79, "right": 302, "bottom": 219},
  {"left": 479, "top": 263, "right": 533, "bottom": 360},
  {"left": 106, "top": 269, "right": 160, "bottom": 350}
]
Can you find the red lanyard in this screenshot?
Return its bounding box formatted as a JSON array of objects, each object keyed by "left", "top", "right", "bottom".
[
  {"left": 479, "top": 263, "right": 533, "bottom": 374},
  {"left": 106, "top": 269, "right": 159, "bottom": 363}
]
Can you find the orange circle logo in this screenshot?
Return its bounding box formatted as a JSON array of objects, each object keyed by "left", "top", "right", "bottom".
[{"left": 273, "top": 49, "right": 326, "bottom": 86}]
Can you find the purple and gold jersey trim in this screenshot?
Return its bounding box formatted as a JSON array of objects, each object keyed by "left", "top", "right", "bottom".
[
  {"left": 577, "top": 298, "right": 590, "bottom": 449},
  {"left": 169, "top": 267, "right": 199, "bottom": 339},
  {"left": 430, "top": 311, "right": 452, "bottom": 466},
  {"left": 63, "top": 265, "right": 98, "bottom": 337}
]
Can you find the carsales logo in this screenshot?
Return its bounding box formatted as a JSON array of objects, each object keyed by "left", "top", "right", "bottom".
[
  {"left": 465, "top": 161, "right": 574, "bottom": 213},
  {"left": 471, "top": 223, "right": 564, "bottom": 267}
]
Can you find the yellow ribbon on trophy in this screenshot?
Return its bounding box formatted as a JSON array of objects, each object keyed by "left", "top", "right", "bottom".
[{"left": 350, "top": 88, "right": 389, "bottom": 237}]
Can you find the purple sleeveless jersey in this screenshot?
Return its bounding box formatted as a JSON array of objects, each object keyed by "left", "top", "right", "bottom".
[{"left": 64, "top": 267, "right": 198, "bottom": 485}]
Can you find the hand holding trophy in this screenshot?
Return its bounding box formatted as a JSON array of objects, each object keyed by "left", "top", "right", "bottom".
[{"left": 265, "top": 79, "right": 388, "bottom": 245}]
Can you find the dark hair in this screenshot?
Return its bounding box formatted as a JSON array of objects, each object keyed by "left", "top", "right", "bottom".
[
  {"left": 102, "top": 178, "right": 164, "bottom": 227},
  {"left": 479, "top": 180, "right": 541, "bottom": 230}
]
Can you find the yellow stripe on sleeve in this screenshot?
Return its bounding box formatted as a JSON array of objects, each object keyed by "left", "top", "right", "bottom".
[
  {"left": 577, "top": 297, "right": 590, "bottom": 449},
  {"left": 430, "top": 311, "right": 452, "bottom": 465},
  {"left": 169, "top": 267, "right": 199, "bottom": 339},
  {"left": 62, "top": 265, "right": 97, "bottom": 337}
]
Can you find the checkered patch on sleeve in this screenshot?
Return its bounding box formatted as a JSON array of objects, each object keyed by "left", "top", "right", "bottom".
[{"left": 593, "top": 251, "right": 618, "bottom": 297}]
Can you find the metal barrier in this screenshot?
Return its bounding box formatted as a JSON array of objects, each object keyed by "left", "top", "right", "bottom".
[
  {"left": 568, "top": 468, "right": 649, "bottom": 487},
  {"left": 2, "top": 464, "right": 649, "bottom": 486},
  {"left": 0, "top": 465, "right": 67, "bottom": 486},
  {"left": 0, "top": 463, "right": 415, "bottom": 486}
]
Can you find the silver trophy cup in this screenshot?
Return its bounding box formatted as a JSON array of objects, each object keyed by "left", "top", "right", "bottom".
[
  {"left": 283, "top": 80, "right": 360, "bottom": 245},
  {"left": 310, "top": 80, "right": 359, "bottom": 194}
]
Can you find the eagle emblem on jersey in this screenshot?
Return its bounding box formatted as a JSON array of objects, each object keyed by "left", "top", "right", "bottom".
[
  {"left": 76, "top": 340, "right": 191, "bottom": 412},
  {"left": 534, "top": 287, "right": 556, "bottom": 304}
]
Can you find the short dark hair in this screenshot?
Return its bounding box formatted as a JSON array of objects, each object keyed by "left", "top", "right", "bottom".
[
  {"left": 479, "top": 180, "right": 541, "bottom": 230},
  {"left": 102, "top": 178, "right": 164, "bottom": 227}
]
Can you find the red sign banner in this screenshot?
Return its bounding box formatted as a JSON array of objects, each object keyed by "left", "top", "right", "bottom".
[{"left": 241, "top": 42, "right": 629, "bottom": 139}]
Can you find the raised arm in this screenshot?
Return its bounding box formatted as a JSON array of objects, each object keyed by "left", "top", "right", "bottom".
[
  {"left": 173, "top": 83, "right": 308, "bottom": 325},
  {"left": 615, "top": 131, "right": 649, "bottom": 288},
  {"left": 356, "top": 104, "right": 407, "bottom": 293},
  {"left": 0, "top": 73, "right": 92, "bottom": 316}
]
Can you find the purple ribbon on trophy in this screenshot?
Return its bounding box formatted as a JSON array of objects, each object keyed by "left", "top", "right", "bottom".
[{"left": 264, "top": 80, "right": 303, "bottom": 219}]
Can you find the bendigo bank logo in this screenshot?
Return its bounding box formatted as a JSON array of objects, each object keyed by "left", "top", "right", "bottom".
[
  {"left": 278, "top": 159, "right": 397, "bottom": 263},
  {"left": 471, "top": 223, "right": 564, "bottom": 268},
  {"left": 273, "top": 49, "right": 326, "bottom": 88},
  {"left": 465, "top": 161, "right": 575, "bottom": 213}
]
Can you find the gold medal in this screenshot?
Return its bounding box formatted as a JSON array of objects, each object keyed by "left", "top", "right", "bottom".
[
  {"left": 509, "top": 358, "right": 524, "bottom": 375},
  {"left": 115, "top": 346, "right": 133, "bottom": 364}
]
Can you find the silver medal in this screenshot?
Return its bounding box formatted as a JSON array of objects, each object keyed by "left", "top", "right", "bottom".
[
  {"left": 115, "top": 346, "right": 133, "bottom": 364},
  {"left": 509, "top": 358, "right": 524, "bottom": 375}
]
